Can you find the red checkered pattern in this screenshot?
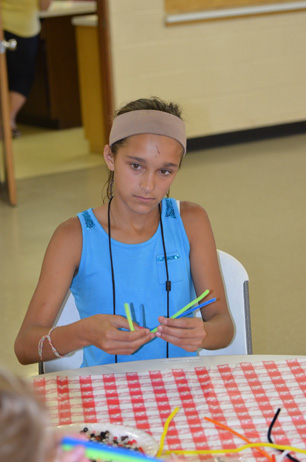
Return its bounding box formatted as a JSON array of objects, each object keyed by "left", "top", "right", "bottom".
[{"left": 33, "top": 359, "right": 306, "bottom": 461}]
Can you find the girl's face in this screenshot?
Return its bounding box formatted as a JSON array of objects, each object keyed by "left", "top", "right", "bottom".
[{"left": 104, "top": 133, "right": 183, "bottom": 215}]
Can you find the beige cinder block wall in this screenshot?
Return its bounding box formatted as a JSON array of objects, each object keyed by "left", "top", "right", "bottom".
[
  {"left": 108, "top": 0, "right": 306, "bottom": 138},
  {"left": 106, "top": 1, "right": 306, "bottom": 356}
]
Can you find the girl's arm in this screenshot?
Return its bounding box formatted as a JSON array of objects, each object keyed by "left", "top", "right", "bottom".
[
  {"left": 156, "top": 201, "right": 234, "bottom": 351},
  {"left": 14, "top": 218, "right": 153, "bottom": 365},
  {"left": 183, "top": 201, "right": 234, "bottom": 349},
  {"left": 14, "top": 218, "right": 85, "bottom": 364}
]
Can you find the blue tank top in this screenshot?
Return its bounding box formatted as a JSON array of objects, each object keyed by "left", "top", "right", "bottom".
[{"left": 71, "top": 198, "right": 197, "bottom": 367}]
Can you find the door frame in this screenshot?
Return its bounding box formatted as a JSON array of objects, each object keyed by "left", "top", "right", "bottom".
[
  {"left": 0, "top": 7, "right": 17, "bottom": 206},
  {"left": 97, "top": 0, "right": 114, "bottom": 139}
]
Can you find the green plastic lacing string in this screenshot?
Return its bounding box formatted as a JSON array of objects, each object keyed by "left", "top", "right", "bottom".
[{"left": 151, "top": 289, "right": 210, "bottom": 333}]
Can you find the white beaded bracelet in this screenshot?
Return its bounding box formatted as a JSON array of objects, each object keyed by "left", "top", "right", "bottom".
[{"left": 38, "top": 326, "right": 66, "bottom": 360}]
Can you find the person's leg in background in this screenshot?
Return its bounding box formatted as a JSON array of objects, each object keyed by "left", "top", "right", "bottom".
[
  {"left": 9, "top": 91, "right": 26, "bottom": 135},
  {"left": 4, "top": 31, "right": 39, "bottom": 137}
]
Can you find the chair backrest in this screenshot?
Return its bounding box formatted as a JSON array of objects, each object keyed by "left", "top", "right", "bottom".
[
  {"left": 39, "top": 291, "right": 83, "bottom": 374},
  {"left": 40, "top": 249, "right": 252, "bottom": 373},
  {"left": 197, "top": 249, "right": 252, "bottom": 356}
]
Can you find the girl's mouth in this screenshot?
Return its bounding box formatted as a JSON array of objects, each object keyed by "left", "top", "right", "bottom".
[{"left": 134, "top": 195, "right": 154, "bottom": 202}]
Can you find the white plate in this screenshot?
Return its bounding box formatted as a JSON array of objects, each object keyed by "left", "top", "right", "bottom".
[{"left": 57, "top": 422, "right": 159, "bottom": 456}]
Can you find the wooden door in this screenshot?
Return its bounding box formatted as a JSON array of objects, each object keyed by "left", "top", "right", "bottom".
[
  {"left": 0, "top": 6, "right": 17, "bottom": 206},
  {"left": 96, "top": 0, "right": 114, "bottom": 137}
]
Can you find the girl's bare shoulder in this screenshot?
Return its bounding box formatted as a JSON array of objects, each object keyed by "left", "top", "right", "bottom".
[
  {"left": 46, "top": 217, "right": 82, "bottom": 257},
  {"left": 180, "top": 200, "right": 209, "bottom": 222},
  {"left": 39, "top": 216, "right": 83, "bottom": 274},
  {"left": 53, "top": 216, "right": 82, "bottom": 238},
  {"left": 179, "top": 200, "right": 212, "bottom": 242}
]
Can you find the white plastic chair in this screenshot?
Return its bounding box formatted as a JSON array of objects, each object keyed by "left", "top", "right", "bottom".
[
  {"left": 40, "top": 249, "right": 252, "bottom": 373},
  {"left": 198, "top": 250, "right": 252, "bottom": 356}
]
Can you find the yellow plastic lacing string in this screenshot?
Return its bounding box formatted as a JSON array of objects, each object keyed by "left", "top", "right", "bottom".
[
  {"left": 163, "top": 443, "right": 306, "bottom": 457},
  {"left": 157, "top": 409, "right": 306, "bottom": 460},
  {"left": 204, "top": 416, "right": 274, "bottom": 462},
  {"left": 156, "top": 406, "right": 180, "bottom": 458}
]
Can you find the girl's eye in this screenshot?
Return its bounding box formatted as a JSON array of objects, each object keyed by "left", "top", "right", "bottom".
[
  {"left": 131, "top": 163, "right": 141, "bottom": 170},
  {"left": 160, "top": 169, "right": 171, "bottom": 176}
]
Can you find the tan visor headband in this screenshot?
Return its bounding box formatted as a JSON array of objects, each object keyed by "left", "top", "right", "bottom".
[{"left": 109, "top": 109, "right": 186, "bottom": 155}]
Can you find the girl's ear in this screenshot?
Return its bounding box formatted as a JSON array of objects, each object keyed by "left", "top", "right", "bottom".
[{"left": 103, "top": 145, "right": 115, "bottom": 171}]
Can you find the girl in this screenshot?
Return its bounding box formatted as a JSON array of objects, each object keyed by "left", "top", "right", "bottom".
[{"left": 15, "top": 97, "right": 234, "bottom": 368}]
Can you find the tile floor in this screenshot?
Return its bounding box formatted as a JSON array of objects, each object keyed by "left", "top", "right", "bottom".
[{"left": 1, "top": 125, "right": 305, "bottom": 377}]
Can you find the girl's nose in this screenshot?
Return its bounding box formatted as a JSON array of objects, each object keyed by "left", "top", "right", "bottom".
[{"left": 140, "top": 173, "right": 154, "bottom": 192}]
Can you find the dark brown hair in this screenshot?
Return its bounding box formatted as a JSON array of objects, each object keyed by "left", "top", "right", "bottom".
[{"left": 103, "top": 97, "right": 183, "bottom": 201}]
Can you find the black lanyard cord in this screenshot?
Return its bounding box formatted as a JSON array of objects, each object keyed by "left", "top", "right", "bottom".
[
  {"left": 108, "top": 199, "right": 171, "bottom": 360},
  {"left": 107, "top": 196, "right": 117, "bottom": 363},
  {"left": 158, "top": 203, "right": 171, "bottom": 357}
]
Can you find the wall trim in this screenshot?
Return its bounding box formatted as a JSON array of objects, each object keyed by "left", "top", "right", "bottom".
[
  {"left": 166, "top": 1, "right": 306, "bottom": 24},
  {"left": 187, "top": 121, "right": 306, "bottom": 152}
]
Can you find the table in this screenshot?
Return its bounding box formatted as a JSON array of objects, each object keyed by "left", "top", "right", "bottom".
[{"left": 33, "top": 355, "right": 306, "bottom": 462}]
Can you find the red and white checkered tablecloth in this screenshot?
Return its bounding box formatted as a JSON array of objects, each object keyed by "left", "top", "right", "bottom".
[{"left": 33, "top": 359, "right": 306, "bottom": 461}]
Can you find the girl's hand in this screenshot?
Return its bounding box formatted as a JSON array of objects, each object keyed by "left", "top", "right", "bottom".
[
  {"left": 155, "top": 316, "right": 207, "bottom": 351},
  {"left": 86, "top": 314, "right": 155, "bottom": 355}
]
